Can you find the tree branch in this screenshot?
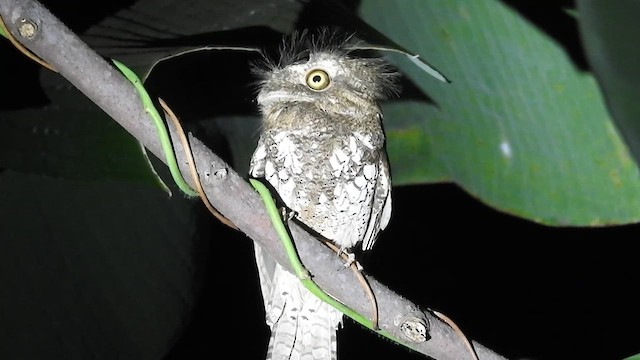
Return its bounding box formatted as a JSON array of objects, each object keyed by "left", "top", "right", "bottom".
[{"left": 0, "top": 1, "right": 507, "bottom": 359}]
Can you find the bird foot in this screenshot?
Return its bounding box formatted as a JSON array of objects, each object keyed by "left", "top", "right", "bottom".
[
  {"left": 339, "top": 250, "right": 363, "bottom": 271},
  {"left": 280, "top": 207, "right": 297, "bottom": 221}
]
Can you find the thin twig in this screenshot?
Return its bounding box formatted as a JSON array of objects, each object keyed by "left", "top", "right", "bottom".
[
  {"left": 321, "top": 239, "right": 379, "bottom": 330},
  {"left": 159, "top": 97, "right": 238, "bottom": 229}
]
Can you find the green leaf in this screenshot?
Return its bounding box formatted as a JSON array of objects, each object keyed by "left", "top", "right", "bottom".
[
  {"left": 623, "top": 355, "right": 640, "bottom": 360},
  {"left": 359, "top": 0, "right": 640, "bottom": 226},
  {"left": 0, "top": 74, "right": 158, "bottom": 185},
  {"left": 577, "top": 1, "right": 640, "bottom": 167},
  {"left": 0, "top": 168, "right": 205, "bottom": 360}
]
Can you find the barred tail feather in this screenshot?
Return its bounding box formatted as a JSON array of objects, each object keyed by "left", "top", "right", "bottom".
[{"left": 254, "top": 244, "right": 342, "bottom": 360}]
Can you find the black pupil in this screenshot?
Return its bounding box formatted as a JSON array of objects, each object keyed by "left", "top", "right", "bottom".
[{"left": 312, "top": 75, "right": 322, "bottom": 83}]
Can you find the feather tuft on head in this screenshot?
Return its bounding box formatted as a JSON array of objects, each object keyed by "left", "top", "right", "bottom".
[{"left": 253, "top": 28, "right": 400, "bottom": 102}]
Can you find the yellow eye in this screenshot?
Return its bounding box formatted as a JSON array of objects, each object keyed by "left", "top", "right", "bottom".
[{"left": 305, "top": 69, "right": 331, "bottom": 91}]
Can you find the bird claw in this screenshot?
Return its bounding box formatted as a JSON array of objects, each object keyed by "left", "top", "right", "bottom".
[
  {"left": 339, "top": 250, "right": 363, "bottom": 271},
  {"left": 280, "top": 207, "right": 297, "bottom": 221}
]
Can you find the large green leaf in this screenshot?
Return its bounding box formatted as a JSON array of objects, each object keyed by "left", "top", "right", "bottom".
[
  {"left": 0, "top": 168, "right": 208, "bottom": 360},
  {"left": 0, "top": 71, "right": 157, "bottom": 184},
  {"left": 577, "top": 1, "right": 640, "bottom": 167},
  {"left": 359, "top": 0, "right": 640, "bottom": 225}
]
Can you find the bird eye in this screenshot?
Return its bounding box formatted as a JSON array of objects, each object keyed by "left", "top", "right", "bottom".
[{"left": 305, "top": 69, "right": 331, "bottom": 91}]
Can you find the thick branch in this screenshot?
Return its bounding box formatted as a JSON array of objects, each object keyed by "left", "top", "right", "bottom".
[{"left": 0, "top": 1, "right": 506, "bottom": 359}]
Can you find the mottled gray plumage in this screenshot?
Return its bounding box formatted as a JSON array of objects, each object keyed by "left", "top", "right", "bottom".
[{"left": 250, "top": 30, "right": 397, "bottom": 360}]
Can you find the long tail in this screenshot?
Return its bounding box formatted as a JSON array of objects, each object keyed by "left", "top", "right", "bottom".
[{"left": 254, "top": 244, "right": 343, "bottom": 360}]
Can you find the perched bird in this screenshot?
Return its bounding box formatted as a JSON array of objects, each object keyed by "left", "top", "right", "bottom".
[{"left": 249, "top": 30, "right": 398, "bottom": 360}]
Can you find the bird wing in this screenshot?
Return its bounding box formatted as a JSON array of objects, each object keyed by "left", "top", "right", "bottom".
[{"left": 361, "top": 153, "right": 392, "bottom": 251}]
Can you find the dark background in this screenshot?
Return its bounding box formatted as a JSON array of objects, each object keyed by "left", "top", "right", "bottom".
[{"left": 1, "top": 1, "right": 639, "bottom": 360}]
